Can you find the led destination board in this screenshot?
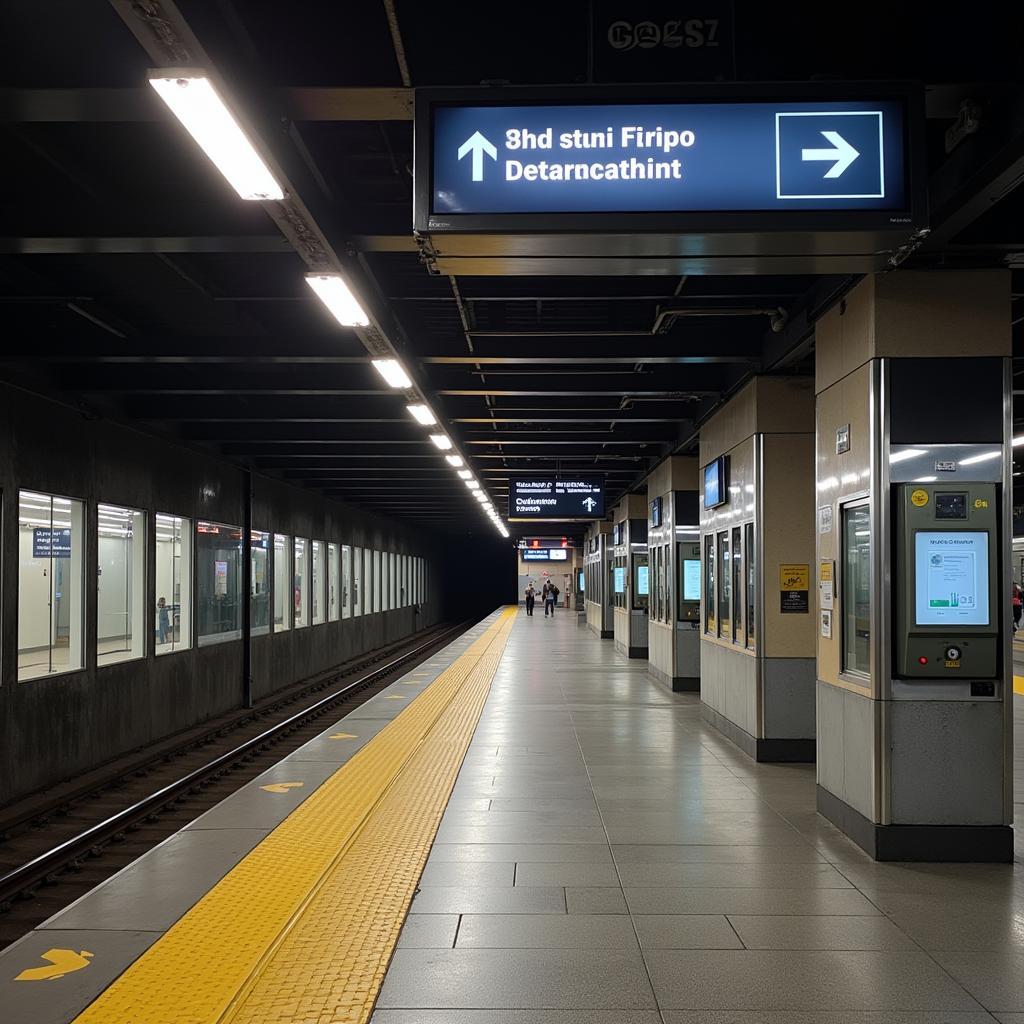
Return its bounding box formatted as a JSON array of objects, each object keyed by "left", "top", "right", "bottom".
[
  {"left": 511, "top": 477, "right": 605, "bottom": 520},
  {"left": 427, "top": 96, "right": 908, "bottom": 217},
  {"left": 522, "top": 548, "right": 569, "bottom": 562}
]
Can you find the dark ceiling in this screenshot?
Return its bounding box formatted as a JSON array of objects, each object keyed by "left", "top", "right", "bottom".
[{"left": 1, "top": 0, "right": 1023, "bottom": 542}]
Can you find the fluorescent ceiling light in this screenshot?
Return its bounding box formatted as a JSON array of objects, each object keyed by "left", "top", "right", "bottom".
[
  {"left": 474, "top": 491, "right": 488, "bottom": 502},
  {"left": 889, "top": 448, "right": 926, "bottom": 464},
  {"left": 147, "top": 71, "right": 283, "bottom": 201},
  {"left": 406, "top": 403, "right": 436, "bottom": 426},
  {"left": 446, "top": 455, "right": 464, "bottom": 467},
  {"left": 465, "top": 479, "right": 480, "bottom": 489},
  {"left": 305, "top": 273, "right": 369, "bottom": 327},
  {"left": 499, "top": 527, "right": 510, "bottom": 538},
  {"left": 913, "top": 476, "right": 937, "bottom": 483},
  {"left": 371, "top": 358, "right": 411, "bottom": 389},
  {"left": 429, "top": 434, "right": 453, "bottom": 450},
  {"left": 959, "top": 450, "right": 1001, "bottom": 466},
  {"left": 457, "top": 469, "right": 472, "bottom": 479},
  {"left": 1014, "top": 436, "right": 1024, "bottom": 447}
]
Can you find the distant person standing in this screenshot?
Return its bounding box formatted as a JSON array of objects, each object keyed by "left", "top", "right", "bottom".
[
  {"left": 1013, "top": 581, "right": 1022, "bottom": 632},
  {"left": 156, "top": 596, "right": 171, "bottom": 645},
  {"left": 525, "top": 583, "right": 536, "bottom": 616},
  {"left": 545, "top": 581, "right": 559, "bottom": 616}
]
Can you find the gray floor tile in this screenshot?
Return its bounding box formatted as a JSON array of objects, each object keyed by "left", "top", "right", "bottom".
[
  {"left": 659, "top": 1015, "right": 995, "bottom": 1024},
  {"left": 398, "top": 915, "right": 460, "bottom": 948},
  {"left": 376, "top": 948, "right": 657, "bottom": 1009},
  {"left": 729, "top": 915, "right": 918, "bottom": 950},
  {"left": 631, "top": 914, "right": 743, "bottom": 949},
  {"left": 868, "top": 893, "right": 1024, "bottom": 951},
  {"left": 515, "top": 863, "right": 620, "bottom": 887},
  {"left": 615, "top": 861, "right": 853, "bottom": 889},
  {"left": 935, "top": 952, "right": 1024, "bottom": 1011},
  {"left": 456, "top": 914, "right": 638, "bottom": 949},
  {"left": 611, "top": 844, "right": 827, "bottom": 864},
  {"left": 566, "top": 887, "right": 628, "bottom": 914},
  {"left": 409, "top": 886, "right": 567, "bottom": 915},
  {"left": 624, "top": 887, "right": 881, "bottom": 916},
  {"left": 427, "top": 844, "right": 612, "bottom": 864},
  {"left": 418, "top": 861, "right": 515, "bottom": 887},
  {"left": 645, "top": 950, "right": 983, "bottom": 1010},
  {"left": 373, "top": 1011, "right": 662, "bottom": 1023}
]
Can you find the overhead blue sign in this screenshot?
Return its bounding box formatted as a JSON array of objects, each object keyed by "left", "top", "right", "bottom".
[{"left": 432, "top": 100, "right": 905, "bottom": 215}]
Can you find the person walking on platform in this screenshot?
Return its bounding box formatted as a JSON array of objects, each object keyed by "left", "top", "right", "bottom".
[
  {"left": 525, "top": 583, "right": 536, "bottom": 616},
  {"left": 544, "top": 580, "right": 559, "bottom": 616}
]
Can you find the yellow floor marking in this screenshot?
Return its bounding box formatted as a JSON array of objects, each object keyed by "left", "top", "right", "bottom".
[
  {"left": 15, "top": 949, "right": 93, "bottom": 982},
  {"left": 259, "top": 782, "right": 304, "bottom": 794},
  {"left": 382, "top": 694, "right": 406, "bottom": 699},
  {"left": 329, "top": 733, "right": 358, "bottom": 740},
  {"left": 71, "top": 610, "right": 515, "bottom": 1024},
  {"left": 1014, "top": 675, "right": 1024, "bottom": 696}
]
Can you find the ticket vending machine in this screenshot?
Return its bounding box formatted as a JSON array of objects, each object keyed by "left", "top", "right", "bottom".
[
  {"left": 677, "top": 539, "right": 702, "bottom": 685},
  {"left": 895, "top": 482, "right": 1000, "bottom": 690}
]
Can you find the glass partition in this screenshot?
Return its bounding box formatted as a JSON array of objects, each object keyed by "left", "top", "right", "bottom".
[
  {"left": 842, "top": 502, "right": 871, "bottom": 677},
  {"left": 353, "top": 546, "right": 363, "bottom": 616},
  {"left": 312, "top": 540, "right": 325, "bottom": 625},
  {"left": 704, "top": 535, "right": 716, "bottom": 635},
  {"left": 18, "top": 491, "right": 85, "bottom": 680},
  {"left": 197, "top": 522, "right": 243, "bottom": 645},
  {"left": 717, "top": 531, "right": 731, "bottom": 638},
  {"left": 294, "top": 538, "right": 310, "bottom": 628},
  {"left": 273, "top": 534, "right": 292, "bottom": 632},
  {"left": 251, "top": 530, "right": 270, "bottom": 636},
  {"left": 342, "top": 544, "right": 352, "bottom": 618},
  {"left": 372, "top": 550, "right": 382, "bottom": 612},
  {"left": 328, "top": 542, "right": 340, "bottom": 622},
  {"left": 96, "top": 504, "right": 147, "bottom": 666},
  {"left": 731, "top": 526, "right": 743, "bottom": 643},
  {"left": 745, "top": 522, "right": 756, "bottom": 649},
  {"left": 155, "top": 513, "right": 191, "bottom": 655}
]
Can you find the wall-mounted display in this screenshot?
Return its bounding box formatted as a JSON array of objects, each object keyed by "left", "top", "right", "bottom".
[{"left": 703, "top": 456, "right": 728, "bottom": 509}]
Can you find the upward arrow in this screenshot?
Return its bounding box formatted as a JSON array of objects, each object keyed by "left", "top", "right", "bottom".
[
  {"left": 457, "top": 131, "right": 498, "bottom": 182},
  {"left": 801, "top": 130, "right": 860, "bottom": 179}
]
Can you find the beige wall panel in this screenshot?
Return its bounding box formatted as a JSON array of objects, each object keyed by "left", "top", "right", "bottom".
[
  {"left": 761, "top": 433, "right": 816, "bottom": 659},
  {"left": 700, "top": 381, "right": 756, "bottom": 465},
  {"left": 815, "top": 363, "right": 873, "bottom": 693},
  {"left": 815, "top": 276, "right": 875, "bottom": 393},
  {"left": 874, "top": 270, "right": 1011, "bottom": 358},
  {"left": 755, "top": 377, "right": 815, "bottom": 434},
  {"left": 645, "top": 455, "right": 698, "bottom": 498},
  {"left": 614, "top": 493, "right": 648, "bottom": 522}
]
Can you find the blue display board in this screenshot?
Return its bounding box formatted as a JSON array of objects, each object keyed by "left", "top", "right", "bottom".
[
  {"left": 613, "top": 566, "right": 626, "bottom": 594},
  {"left": 33, "top": 527, "right": 71, "bottom": 558},
  {"left": 511, "top": 476, "right": 605, "bottom": 520},
  {"left": 432, "top": 99, "right": 905, "bottom": 216}
]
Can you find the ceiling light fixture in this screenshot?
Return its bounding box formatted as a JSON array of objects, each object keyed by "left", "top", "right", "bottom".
[
  {"left": 406, "top": 403, "right": 437, "bottom": 426},
  {"left": 371, "top": 358, "right": 411, "bottom": 389},
  {"left": 147, "top": 71, "right": 283, "bottom": 200},
  {"left": 446, "top": 455, "right": 464, "bottom": 467},
  {"left": 457, "top": 469, "right": 472, "bottom": 479},
  {"left": 429, "top": 434, "right": 453, "bottom": 450},
  {"left": 465, "top": 479, "right": 480, "bottom": 490},
  {"left": 305, "top": 273, "right": 369, "bottom": 327}
]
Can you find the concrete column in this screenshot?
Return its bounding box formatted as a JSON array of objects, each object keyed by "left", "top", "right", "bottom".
[
  {"left": 699, "top": 376, "right": 817, "bottom": 762},
  {"left": 814, "top": 270, "right": 1013, "bottom": 861},
  {"left": 611, "top": 493, "right": 649, "bottom": 658},
  {"left": 643, "top": 456, "right": 701, "bottom": 691}
]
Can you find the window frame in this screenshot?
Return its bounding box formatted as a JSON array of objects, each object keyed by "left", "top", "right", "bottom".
[
  {"left": 96, "top": 503, "right": 148, "bottom": 667},
  {"left": 704, "top": 534, "right": 716, "bottom": 635},
  {"left": 840, "top": 498, "right": 872, "bottom": 681},
  {"left": 196, "top": 521, "right": 244, "bottom": 647},
  {"left": 155, "top": 512, "right": 192, "bottom": 656},
  {"left": 294, "top": 537, "right": 310, "bottom": 628},
  {"left": 273, "top": 533, "right": 293, "bottom": 632},
  {"left": 311, "top": 539, "right": 326, "bottom": 625},
  {"left": 250, "top": 529, "right": 270, "bottom": 637}
]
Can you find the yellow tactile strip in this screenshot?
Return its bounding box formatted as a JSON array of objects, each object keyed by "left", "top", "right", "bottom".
[{"left": 72, "top": 609, "right": 516, "bottom": 1024}]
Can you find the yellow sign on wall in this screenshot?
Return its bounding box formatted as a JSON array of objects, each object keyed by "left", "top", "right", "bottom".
[{"left": 779, "top": 564, "right": 809, "bottom": 591}]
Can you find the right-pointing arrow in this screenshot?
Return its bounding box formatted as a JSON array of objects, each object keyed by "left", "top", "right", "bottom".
[
  {"left": 457, "top": 130, "right": 498, "bottom": 182},
  {"left": 801, "top": 130, "right": 860, "bottom": 179}
]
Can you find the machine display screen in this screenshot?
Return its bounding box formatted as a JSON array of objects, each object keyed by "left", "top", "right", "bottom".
[
  {"left": 914, "top": 531, "right": 989, "bottom": 626},
  {"left": 578, "top": 571, "right": 584, "bottom": 591},
  {"left": 703, "top": 458, "right": 726, "bottom": 509},
  {"left": 636, "top": 565, "right": 649, "bottom": 596},
  {"left": 613, "top": 566, "right": 626, "bottom": 593},
  {"left": 683, "top": 559, "right": 701, "bottom": 602}
]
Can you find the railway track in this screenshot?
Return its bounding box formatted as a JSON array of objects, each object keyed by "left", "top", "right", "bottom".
[{"left": 0, "top": 620, "right": 469, "bottom": 950}]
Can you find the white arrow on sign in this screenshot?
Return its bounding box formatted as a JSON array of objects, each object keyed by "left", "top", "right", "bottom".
[
  {"left": 457, "top": 131, "right": 498, "bottom": 182},
  {"left": 582, "top": 497, "right": 597, "bottom": 512},
  {"left": 801, "top": 130, "right": 859, "bottom": 179}
]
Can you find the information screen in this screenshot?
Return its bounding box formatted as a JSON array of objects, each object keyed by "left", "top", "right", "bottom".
[
  {"left": 636, "top": 565, "right": 649, "bottom": 596},
  {"left": 578, "top": 571, "right": 585, "bottom": 592},
  {"left": 914, "top": 532, "right": 989, "bottom": 626},
  {"left": 613, "top": 566, "right": 626, "bottom": 594},
  {"left": 703, "top": 459, "right": 725, "bottom": 509},
  {"left": 683, "top": 559, "right": 702, "bottom": 602},
  {"left": 511, "top": 476, "right": 604, "bottom": 519}
]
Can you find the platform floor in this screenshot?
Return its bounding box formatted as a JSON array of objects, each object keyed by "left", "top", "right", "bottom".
[
  {"left": 3, "top": 608, "right": 1023, "bottom": 1023},
  {"left": 374, "top": 610, "right": 1024, "bottom": 1022}
]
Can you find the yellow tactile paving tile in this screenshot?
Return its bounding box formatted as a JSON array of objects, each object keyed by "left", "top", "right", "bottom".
[{"left": 71, "top": 609, "right": 516, "bottom": 1024}]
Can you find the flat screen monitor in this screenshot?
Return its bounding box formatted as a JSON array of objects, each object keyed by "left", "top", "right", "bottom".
[
  {"left": 578, "top": 571, "right": 585, "bottom": 591},
  {"left": 914, "top": 531, "right": 989, "bottom": 626},
  {"left": 683, "top": 559, "right": 701, "bottom": 602},
  {"left": 703, "top": 457, "right": 727, "bottom": 509},
  {"left": 636, "top": 565, "right": 649, "bottom": 596},
  {"left": 613, "top": 566, "right": 626, "bottom": 594}
]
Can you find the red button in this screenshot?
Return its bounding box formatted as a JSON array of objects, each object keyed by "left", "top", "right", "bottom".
[{"left": 918, "top": 656, "right": 929, "bottom": 665}]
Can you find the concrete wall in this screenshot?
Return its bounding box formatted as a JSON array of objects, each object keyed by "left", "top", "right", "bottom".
[{"left": 0, "top": 384, "right": 444, "bottom": 805}]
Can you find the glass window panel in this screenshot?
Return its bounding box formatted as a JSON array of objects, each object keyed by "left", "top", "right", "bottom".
[
  {"left": 312, "top": 540, "right": 325, "bottom": 625},
  {"left": 717, "top": 531, "right": 731, "bottom": 638},
  {"left": 97, "top": 504, "right": 147, "bottom": 666},
  {"left": 18, "top": 491, "right": 86, "bottom": 680},
  {"left": 273, "top": 534, "right": 291, "bottom": 632},
  {"left": 731, "top": 526, "right": 742, "bottom": 643},
  {"left": 342, "top": 544, "right": 352, "bottom": 618},
  {"left": 373, "top": 550, "right": 382, "bottom": 613},
  {"left": 745, "top": 522, "right": 756, "bottom": 649},
  {"left": 364, "top": 548, "right": 373, "bottom": 614},
  {"left": 390, "top": 552, "right": 397, "bottom": 608},
  {"left": 250, "top": 530, "right": 270, "bottom": 636},
  {"left": 664, "top": 543, "right": 673, "bottom": 623},
  {"left": 328, "top": 542, "right": 340, "bottom": 622},
  {"left": 197, "top": 522, "right": 243, "bottom": 645},
  {"left": 383, "top": 551, "right": 390, "bottom": 611},
  {"left": 294, "top": 538, "right": 310, "bottom": 628},
  {"left": 842, "top": 503, "right": 871, "bottom": 676},
  {"left": 156, "top": 513, "right": 191, "bottom": 655},
  {"left": 352, "top": 546, "right": 363, "bottom": 616},
  {"left": 704, "top": 535, "right": 716, "bottom": 634}
]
